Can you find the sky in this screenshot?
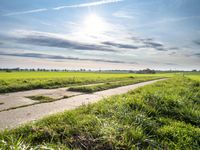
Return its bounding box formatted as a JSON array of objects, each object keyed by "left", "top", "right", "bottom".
[{"left": 0, "top": 0, "right": 200, "bottom": 70}]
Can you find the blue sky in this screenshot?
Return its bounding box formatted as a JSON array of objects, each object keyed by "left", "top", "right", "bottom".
[{"left": 0, "top": 0, "right": 200, "bottom": 70}]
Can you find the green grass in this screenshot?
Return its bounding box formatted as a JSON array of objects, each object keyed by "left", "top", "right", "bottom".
[
  {"left": 0, "top": 71, "right": 173, "bottom": 79},
  {"left": 0, "top": 72, "right": 172, "bottom": 93},
  {"left": 185, "top": 72, "right": 200, "bottom": 81},
  {"left": 27, "top": 95, "right": 71, "bottom": 103},
  {"left": 68, "top": 76, "right": 162, "bottom": 93},
  {"left": 0, "top": 77, "right": 199, "bottom": 149},
  {"left": 27, "top": 95, "right": 55, "bottom": 103}
]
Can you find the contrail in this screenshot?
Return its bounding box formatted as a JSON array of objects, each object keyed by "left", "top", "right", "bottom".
[
  {"left": 53, "top": 0, "right": 124, "bottom": 10},
  {"left": 3, "top": 8, "right": 48, "bottom": 16},
  {"left": 2, "top": 0, "right": 124, "bottom": 16}
]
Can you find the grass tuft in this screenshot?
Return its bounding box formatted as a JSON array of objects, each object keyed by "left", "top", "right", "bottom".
[{"left": 27, "top": 95, "right": 55, "bottom": 102}]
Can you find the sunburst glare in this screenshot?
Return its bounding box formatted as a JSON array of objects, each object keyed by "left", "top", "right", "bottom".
[{"left": 82, "top": 14, "right": 108, "bottom": 35}]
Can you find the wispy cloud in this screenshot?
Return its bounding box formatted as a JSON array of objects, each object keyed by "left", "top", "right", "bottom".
[
  {"left": 130, "top": 37, "right": 168, "bottom": 51},
  {"left": 135, "top": 16, "right": 200, "bottom": 28},
  {"left": 168, "top": 52, "right": 177, "bottom": 56},
  {"left": 194, "top": 40, "right": 200, "bottom": 46},
  {"left": 0, "top": 51, "right": 137, "bottom": 65},
  {"left": 3, "top": 8, "right": 48, "bottom": 16},
  {"left": 168, "top": 47, "right": 179, "bottom": 50},
  {"left": 164, "top": 62, "right": 179, "bottom": 66},
  {"left": 142, "top": 41, "right": 166, "bottom": 51},
  {"left": 193, "top": 53, "right": 200, "bottom": 57},
  {"left": 102, "top": 41, "right": 139, "bottom": 49},
  {"left": 9, "top": 30, "right": 115, "bottom": 52},
  {"left": 112, "top": 11, "right": 133, "bottom": 19},
  {"left": 184, "top": 52, "right": 200, "bottom": 58},
  {"left": 2, "top": 0, "right": 123, "bottom": 16},
  {"left": 0, "top": 29, "right": 171, "bottom": 52},
  {"left": 53, "top": 0, "right": 123, "bottom": 10}
]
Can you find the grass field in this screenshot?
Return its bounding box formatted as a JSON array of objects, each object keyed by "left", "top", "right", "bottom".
[
  {"left": 184, "top": 72, "right": 200, "bottom": 81},
  {"left": 0, "top": 72, "right": 173, "bottom": 79},
  {"left": 0, "top": 76, "right": 199, "bottom": 149},
  {"left": 0, "top": 72, "right": 172, "bottom": 93}
]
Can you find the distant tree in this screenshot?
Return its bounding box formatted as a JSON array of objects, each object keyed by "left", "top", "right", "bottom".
[
  {"left": 137, "top": 68, "right": 156, "bottom": 74},
  {"left": 129, "top": 70, "right": 135, "bottom": 73},
  {"left": 5, "top": 69, "right": 12, "bottom": 72}
]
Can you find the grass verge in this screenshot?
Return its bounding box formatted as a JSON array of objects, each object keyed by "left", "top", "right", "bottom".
[
  {"left": 0, "top": 77, "right": 199, "bottom": 149},
  {"left": 68, "top": 77, "right": 163, "bottom": 93},
  {"left": 0, "top": 76, "right": 151, "bottom": 94}
]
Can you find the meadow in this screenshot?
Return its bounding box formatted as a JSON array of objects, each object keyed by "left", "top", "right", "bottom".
[
  {"left": 184, "top": 72, "right": 200, "bottom": 81},
  {"left": 0, "top": 76, "right": 199, "bottom": 149},
  {"left": 0, "top": 71, "right": 172, "bottom": 93}
]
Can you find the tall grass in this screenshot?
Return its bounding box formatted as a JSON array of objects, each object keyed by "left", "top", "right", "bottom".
[{"left": 0, "top": 77, "right": 199, "bottom": 149}]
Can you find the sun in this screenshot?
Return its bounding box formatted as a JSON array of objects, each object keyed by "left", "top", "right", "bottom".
[{"left": 82, "top": 14, "right": 108, "bottom": 35}]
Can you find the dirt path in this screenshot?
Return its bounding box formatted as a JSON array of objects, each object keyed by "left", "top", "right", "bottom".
[{"left": 0, "top": 79, "right": 166, "bottom": 131}]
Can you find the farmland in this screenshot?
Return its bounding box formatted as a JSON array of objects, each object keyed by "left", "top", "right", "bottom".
[
  {"left": 0, "top": 73, "right": 200, "bottom": 149},
  {"left": 0, "top": 71, "right": 172, "bottom": 93},
  {"left": 184, "top": 72, "right": 200, "bottom": 81}
]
